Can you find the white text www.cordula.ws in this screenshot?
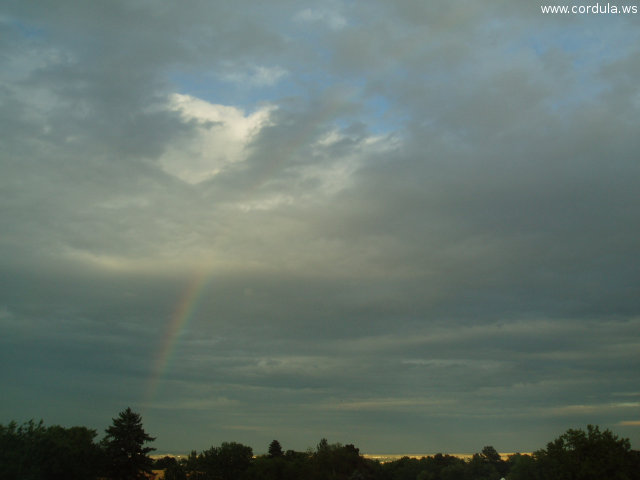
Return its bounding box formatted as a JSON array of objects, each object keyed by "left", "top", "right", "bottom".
[{"left": 541, "top": 3, "right": 638, "bottom": 13}]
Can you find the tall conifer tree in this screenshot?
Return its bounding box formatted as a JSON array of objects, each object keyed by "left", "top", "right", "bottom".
[{"left": 102, "top": 408, "right": 155, "bottom": 480}]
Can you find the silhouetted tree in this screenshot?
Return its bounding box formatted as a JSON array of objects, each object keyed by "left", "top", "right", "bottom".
[
  {"left": 481, "top": 446, "right": 501, "bottom": 464},
  {"left": 310, "top": 439, "right": 374, "bottom": 480},
  {"left": 317, "top": 438, "right": 330, "bottom": 453},
  {"left": 152, "top": 456, "right": 187, "bottom": 480},
  {"left": 468, "top": 453, "right": 498, "bottom": 480},
  {"left": 153, "top": 456, "right": 177, "bottom": 469},
  {"left": 44, "top": 425, "right": 103, "bottom": 480},
  {"left": 0, "top": 420, "right": 102, "bottom": 480},
  {"left": 269, "top": 439, "right": 284, "bottom": 457},
  {"left": 478, "top": 445, "right": 507, "bottom": 477},
  {"left": 534, "top": 424, "right": 638, "bottom": 480},
  {"left": 505, "top": 453, "right": 537, "bottom": 480},
  {"left": 416, "top": 453, "right": 466, "bottom": 480},
  {"left": 164, "top": 461, "right": 188, "bottom": 480},
  {"left": 199, "top": 441, "right": 253, "bottom": 480},
  {"left": 102, "top": 407, "right": 155, "bottom": 480},
  {"left": 183, "top": 450, "right": 206, "bottom": 480},
  {"left": 380, "top": 455, "right": 418, "bottom": 480},
  {"left": 441, "top": 461, "right": 471, "bottom": 480},
  {"left": 0, "top": 421, "right": 33, "bottom": 480}
]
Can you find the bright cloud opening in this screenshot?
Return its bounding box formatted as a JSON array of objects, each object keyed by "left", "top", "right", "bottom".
[{"left": 158, "top": 93, "right": 275, "bottom": 184}]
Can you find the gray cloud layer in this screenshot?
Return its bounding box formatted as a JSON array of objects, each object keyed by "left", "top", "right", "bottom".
[{"left": 1, "top": 0, "right": 639, "bottom": 453}]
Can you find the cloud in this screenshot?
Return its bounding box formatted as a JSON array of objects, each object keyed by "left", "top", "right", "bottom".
[
  {"left": 1, "top": 0, "right": 639, "bottom": 454},
  {"left": 548, "top": 403, "right": 640, "bottom": 416},
  {"left": 294, "top": 7, "right": 348, "bottom": 30},
  {"left": 324, "top": 397, "right": 453, "bottom": 412},
  {"left": 157, "top": 94, "right": 275, "bottom": 183},
  {"left": 219, "top": 65, "right": 288, "bottom": 87},
  {"left": 619, "top": 421, "right": 640, "bottom": 427}
]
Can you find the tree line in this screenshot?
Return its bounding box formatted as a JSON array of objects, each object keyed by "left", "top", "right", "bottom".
[
  {"left": 0, "top": 407, "right": 153, "bottom": 480},
  {"left": 1, "top": 408, "right": 639, "bottom": 480}
]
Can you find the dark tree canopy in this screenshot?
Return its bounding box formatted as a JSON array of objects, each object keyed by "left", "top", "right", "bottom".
[
  {"left": 102, "top": 407, "right": 155, "bottom": 480},
  {"left": 480, "top": 445, "right": 501, "bottom": 464},
  {"left": 197, "top": 441, "right": 254, "bottom": 480},
  {"left": 534, "top": 424, "right": 637, "bottom": 480},
  {"left": 0, "top": 420, "right": 102, "bottom": 480},
  {"left": 269, "top": 439, "right": 284, "bottom": 457},
  {"left": 1, "top": 417, "right": 639, "bottom": 480}
]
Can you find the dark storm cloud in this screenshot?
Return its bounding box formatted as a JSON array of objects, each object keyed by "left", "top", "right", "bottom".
[{"left": 1, "top": 0, "right": 639, "bottom": 454}]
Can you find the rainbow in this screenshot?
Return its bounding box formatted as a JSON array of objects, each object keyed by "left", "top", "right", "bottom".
[{"left": 145, "top": 270, "right": 214, "bottom": 405}]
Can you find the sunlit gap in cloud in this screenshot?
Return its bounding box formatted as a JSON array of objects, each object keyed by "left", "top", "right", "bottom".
[
  {"left": 157, "top": 93, "right": 275, "bottom": 184},
  {"left": 157, "top": 88, "right": 402, "bottom": 213}
]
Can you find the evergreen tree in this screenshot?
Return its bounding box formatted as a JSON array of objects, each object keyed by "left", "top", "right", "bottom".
[
  {"left": 269, "top": 439, "right": 284, "bottom": 458},
  {"left": 102, "top": 407, "right": 156, "bottom": 480}
]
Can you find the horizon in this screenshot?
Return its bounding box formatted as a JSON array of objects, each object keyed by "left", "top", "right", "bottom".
[
  {"left": 150, "top": 452, "right": 529, "bottom": 461},
  {"left": 1, "top": 0, "right": 639, "bottom": 454}
]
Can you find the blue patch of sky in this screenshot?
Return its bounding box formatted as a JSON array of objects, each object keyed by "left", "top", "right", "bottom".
[
  {"left": 364, "top": 94, "right": 406, "bottom": 136},
  {"left": 4, "top": 16, "right": 47, "bottom": 40},
  {"left": 167, "top": 69, "right": 302, "bottom": 112},
  {"left": 165, "top": 26, "right": 337, "bottom": 112},
  {"left": 518, "top": 21, "right": 638, "bottom": 113},
  {"left": 525, "top": 16, "right": 636, "bottom": 66},
  {"left": 166, "top": 8, "right": 406, "bottom": 139},
  {"left": 168, "top": 61, "right": 401, "bottom": 138}
]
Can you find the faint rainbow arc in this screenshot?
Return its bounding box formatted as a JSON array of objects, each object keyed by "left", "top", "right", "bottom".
[{"left": 145, "top": 271, "right": 213, "bottom": 405}]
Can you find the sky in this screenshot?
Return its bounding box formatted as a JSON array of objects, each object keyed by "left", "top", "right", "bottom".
[{"left": 1, "top": 0, "right": 639, "bottom": 455}]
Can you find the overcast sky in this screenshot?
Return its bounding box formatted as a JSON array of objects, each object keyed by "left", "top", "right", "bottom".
[{"left": 1, "top": 1, "right": 639, "bottom": 455}]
